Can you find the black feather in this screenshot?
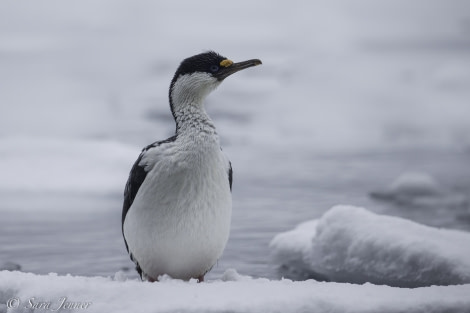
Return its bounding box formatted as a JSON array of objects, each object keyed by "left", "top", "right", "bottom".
[
  {"left": 228, "top": 161, "right": 233, "bottom": 191},
  {"left": 130, "top": 252, "right": 143, "bottom": 279}
]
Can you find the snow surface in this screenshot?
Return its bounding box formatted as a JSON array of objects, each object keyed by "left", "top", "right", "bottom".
[
  {"left": 1, "top": 270, "right": 470, "bottom": 313},
  {"left": 270, "top": 205, "right": 470, "bottom": 287},
  {"left": 370, "top": 172, "right": 468, "bottom": 208}
]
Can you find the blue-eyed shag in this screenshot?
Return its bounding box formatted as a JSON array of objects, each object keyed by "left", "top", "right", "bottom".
[{"left": 122, "top": 51, "right": 262, "bottom": 282}]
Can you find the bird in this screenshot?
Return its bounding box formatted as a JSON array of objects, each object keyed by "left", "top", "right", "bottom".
[{"left": 122, "top": 51, "right": 262, "bottom": 282}]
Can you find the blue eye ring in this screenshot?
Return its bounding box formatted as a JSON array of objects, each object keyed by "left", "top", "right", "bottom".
[{"left": 210, "top": 65, "right": 219, "bottom": 72}]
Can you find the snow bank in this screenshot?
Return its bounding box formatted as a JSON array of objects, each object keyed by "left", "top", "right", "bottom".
[
  {"left": 0, "top": 136, "right": 136, "bottom": 194},
  {"left": 270, "top": 205, "right": 470, "bottom": 287},
  {"left": 0, "top": 270, "right": 469, "bottom": 313},
  {"left": 370, "top": 172, "right": 468, "bottom": 208}
]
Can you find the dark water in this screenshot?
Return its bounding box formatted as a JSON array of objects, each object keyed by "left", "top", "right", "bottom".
[{"left": 1, "top": 148, "right": 469, "bottom": 280}]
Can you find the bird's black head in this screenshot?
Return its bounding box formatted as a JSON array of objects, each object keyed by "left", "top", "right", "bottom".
[
  {"left": 171, "top": 51, "right": 226, "bottom": 82},
  {"left": 170, "top": 51, "right": 262, "bottom": 86},
  {"left": 168, "top": 51, "right": 262, "bottom": 127}
]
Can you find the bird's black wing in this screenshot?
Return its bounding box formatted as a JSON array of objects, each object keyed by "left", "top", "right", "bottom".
[
  {"left": 228, "top": 161, "right": 233, "bottom": 191},
  {"left": 122, "top": 153, "right": 146, "bottom": 251},
  {"left": 122, "top": 136, "right": 177, "bottom": 252}
]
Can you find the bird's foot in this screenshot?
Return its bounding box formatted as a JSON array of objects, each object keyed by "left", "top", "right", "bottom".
[
  {"left": 197, "top": 275, "right": 204, "bottom": 283},
  {"left": 142, "top": 272, "right": 158, "bottom": 282}
]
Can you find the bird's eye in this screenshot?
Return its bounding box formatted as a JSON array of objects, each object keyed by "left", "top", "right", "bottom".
[{"left": 210, "top": 65, "right": 219, "bottom": 72}]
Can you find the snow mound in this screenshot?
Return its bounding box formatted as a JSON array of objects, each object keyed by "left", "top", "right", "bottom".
[
  {"left": 1, "top": 270, "right": 470, "bottom": 313},
  {"left": 385, "top": 172, "right": 441, "bottom": 196},
  {"left": 267, "top": 220, "right": 322, "bottom": 281},
  {"left": 270, "top": 205, "right": 470, "bottom": 287},
  {"left": 370, "top": 172, "right": 468, "bottom": 208}
]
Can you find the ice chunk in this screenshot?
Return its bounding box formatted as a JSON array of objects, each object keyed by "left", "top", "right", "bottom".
[
  {"left": 268, "top": 220, "right": 326, "bottom": 281},
  {"left": 386, "top": 172, "right": 440, "bottom": 196},
  {"left": 370, "top": 172, "right": 468, "bottom": 208},
  {"left": 270, "top": 205, "right": 470, "bottom": 287}
]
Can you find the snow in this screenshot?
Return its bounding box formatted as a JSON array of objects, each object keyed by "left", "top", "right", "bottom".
[
  {"left": 1, "top": 270, "right": 470, "bottom": 313},
  {"left": 385, "top": 172, "right": 441, "bottom": 196},
  {"left": 270, "top": 205, "right": 470, "bottom": 287},
  {"left": 0, "top": 136, "right": 136, "bottom": 195},
  {"left": 370, "top": 172, "right": 468, "bottom": 208}
]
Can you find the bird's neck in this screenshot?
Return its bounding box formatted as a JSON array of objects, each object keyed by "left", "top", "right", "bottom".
[{"left": 173, "top": 102, "right": 218, "bottom": 141}]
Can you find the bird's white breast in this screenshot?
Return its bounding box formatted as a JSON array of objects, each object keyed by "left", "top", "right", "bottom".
[{"left": 123, "top": 135, "right": 232, "bottom": 280}]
